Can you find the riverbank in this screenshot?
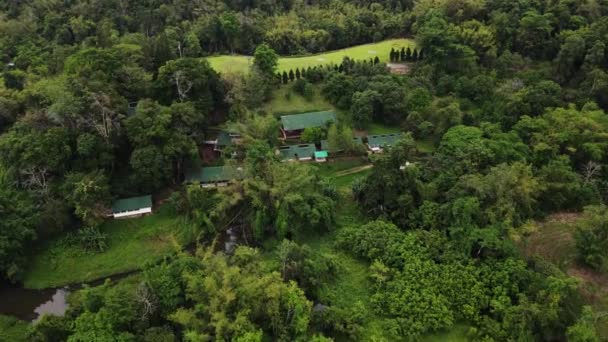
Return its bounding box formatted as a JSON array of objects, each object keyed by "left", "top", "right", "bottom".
[{"left": 23, "top": 205, "right": 191, "bottom": 289}]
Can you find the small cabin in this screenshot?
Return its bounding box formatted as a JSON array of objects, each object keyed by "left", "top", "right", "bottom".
[
  {"left": 367, "top": 133, "right": 403, "bottom": 153},
  {"left": 111, "top": 195, "right": 152, "bottom": 219},
  {"left": 314, "top": 151, "right": 328, "bottom": 162},
  {"left": 278, "top": 144, "right": 317, "bottom": 161},
  {"left": 185, "top": 165, "right": 244, "bottom": 188},
  {"left": 280, "top": 111, "right": 336, "bottom": 139}
]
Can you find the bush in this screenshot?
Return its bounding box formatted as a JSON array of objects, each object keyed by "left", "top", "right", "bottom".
[
  {"left": 75, "top": 226, "right": 109, "bottom": 253},
  {"left": 301, "top": 127, "right": 326, "bottom": 144},
  {"left": 292, "top": 79, "right": 314, "bottom": 101},
  {"left": 575, "top": 205, "right": 608, "bottom": 271}
]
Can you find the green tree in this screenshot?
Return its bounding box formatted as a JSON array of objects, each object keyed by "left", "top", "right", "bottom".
[
  {"left": 566, "top": 306, "right": 600, "bottom": 342},
  {"left": 351, "top": 90, "right": 380, "bottom": 129},
  {"left": 301, "top": 127, "right": 325, "bottom": 144},
  {"left": 253, "top": 43, "right": 279, "bottom": 76},
  {"left": 63, "top": 171, "right": 111, "bottom": 227},
  {"left": 575, "top": 205, "right": 608, "bottom": 271},
  {"left": 0, "top": 169, "right": 38, "bottom": 280},
  {"left": 156, "top": 58, "right": 223, "bottom": 113}
]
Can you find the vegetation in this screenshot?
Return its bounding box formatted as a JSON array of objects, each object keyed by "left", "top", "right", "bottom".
[
  {"left": 2, "top": 0, "right": 608, "bottom": 340},
  {"left": 0, "top": 315, "right": 29, "bottom": 342},
  {"left": 24, "top": 206, "right": 187, "bottom": 289},
  {"left": 208, "top": 39, "right": 413, "bottom": 73}
]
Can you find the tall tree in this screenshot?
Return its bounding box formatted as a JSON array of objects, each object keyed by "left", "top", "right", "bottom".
[{"left": 253, "top": 43, "right": 279, "bottom": 76}]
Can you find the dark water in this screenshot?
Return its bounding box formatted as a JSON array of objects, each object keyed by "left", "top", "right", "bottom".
[
  {"left": 0, "top": 271, "right": 135, "bottom": 321},
  {"left": 0, "top": 284, "right": 68, "bottom": 321}
]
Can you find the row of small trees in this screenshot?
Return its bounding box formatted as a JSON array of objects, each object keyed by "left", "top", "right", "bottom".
[
  {"left": 389, "top": 47, "right": 424, "bottom": 62},
  {"left": 276, "top": 56, "right": 381, "bottom": 84}
]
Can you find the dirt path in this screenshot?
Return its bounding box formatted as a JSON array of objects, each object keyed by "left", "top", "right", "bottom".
[{"left": 334, "top": 164, "right": 373, "bottom": 177}]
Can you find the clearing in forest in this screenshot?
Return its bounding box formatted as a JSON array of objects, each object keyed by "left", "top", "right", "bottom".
[
  {"left": 207, "top": 38, "right": 414, "bottom": 74},
  {"left": 522, "top": 212, "right": 608, "bottom": 338}
]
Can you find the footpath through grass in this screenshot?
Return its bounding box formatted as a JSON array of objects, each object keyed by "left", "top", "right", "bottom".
[
  {"left": 208, "top": 39, "right": 414, "bottom": 74},
  {"left": 24, "top": 206, "right": 188, "bottom": 289}
]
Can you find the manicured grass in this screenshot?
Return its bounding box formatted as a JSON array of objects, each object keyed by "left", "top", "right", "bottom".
[
  {"left": 24, "top": 206, "right": 189, "bottom": 289},
  {"left": 208, "top": 39, "right": 414, "bottom": 74},
  {"left": 263, "top": 83, "right": 334, "bottom": 115},
  {"left": 0, "top": 315, "right": 29, "bottom": 342}
]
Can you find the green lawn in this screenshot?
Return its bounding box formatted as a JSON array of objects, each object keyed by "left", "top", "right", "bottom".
[
  {"left": 0, "top": 315, "right": 29, "bottom": 342},
  {"left": 263, "top": 83, "right": 334, "bottom": 115},
  {"left": 24, "top": 206, "right": 190, "bottom": 289},
  {"left": 208, "top": 39, "right": 414, "bottom": 74}
]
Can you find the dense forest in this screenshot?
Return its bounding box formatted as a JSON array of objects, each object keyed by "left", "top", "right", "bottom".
[{"left": 2, "top": 0, "right": 608, "bottom": 341}]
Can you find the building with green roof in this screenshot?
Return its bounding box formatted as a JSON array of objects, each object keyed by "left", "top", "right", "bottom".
[
  {"left": 278, "top": 144, "right": 317, "bottom": 161},
  {"left": 367, "top": 133, "right": 403, "bottom": 153},
  {"left": 314, "top": 150, "right": 328, "bottom": 162},
  {"left": 204, "top": 130, "right": 242, "bottom": 152},
  {"left": 185, "top": 165, "right": 244, "bottom": 187},
  {"left": 111, "top": 195, "right": 152, "bottom": 219},
  {"left": 280, "top": 111, "right": 337, "bottom": 139}
]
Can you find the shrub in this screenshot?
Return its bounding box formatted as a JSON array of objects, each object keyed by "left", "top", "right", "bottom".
[{"left": 75, "top": 226, "right": 109, "bottom": 253}]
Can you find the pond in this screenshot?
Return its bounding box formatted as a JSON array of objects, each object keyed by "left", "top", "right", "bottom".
[
  {"left": 0, "top": 271, "right": 135, "bottom": 322},
  {"left": 0, "top": 283, "right": 69, "bottom": 321}
]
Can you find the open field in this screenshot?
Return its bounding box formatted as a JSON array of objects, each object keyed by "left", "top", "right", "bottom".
[
  {"left": 208, "top": 39, "right": 414, "bottom": 74},
  {"left": 24, "top": 206, "right": 189, "bottom": 289}
]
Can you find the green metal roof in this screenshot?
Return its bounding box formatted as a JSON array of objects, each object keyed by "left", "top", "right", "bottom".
[
  {"left": 315, "top": 151, "right": 328, "bottom": 158},
  {"left": 367, "top": 133, "right": 403, "bottom": 148},
  {"left": 185, "top": 165, "right": 243, "bottom": 183},
  {"left": 216, "top": 131, "right": 233, "bottom": 147},
  {"left": 112, "top": 195, "right": 152, "bottom": 213},
  {"left": 279, "top": 144, "right": 317, "bottom": 160},
  {"left": 280, "top": 111, "right": 337, "bottom": 131}
]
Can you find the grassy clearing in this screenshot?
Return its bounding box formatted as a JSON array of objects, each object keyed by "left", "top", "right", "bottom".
[
  {"left": 521, "top": 213, "right": 608, "bottom": 338},
  {"left": 208, "top": 39, "right": 414, "bottom": 74},
  {"left": 263, "top": 83, "right": 334, "bottom": 115},
  {"left": 521, "top": 213, "right": 579, "bottom": 268},
  {"left": 0, "top": 315, "right": 29, "bottom": 342},
  {"left": 24, "top": 206, "right": 189, "bottom": 289}
]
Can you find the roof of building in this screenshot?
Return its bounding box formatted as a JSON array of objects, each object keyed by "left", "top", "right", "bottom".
[
  {"left": 280, "top": 111, "right": 337, "bottom": 131},
  {"left": 279, "top": 144, "right": 317, "bottom": 160},
  {"left": 112, "top": 195, "right": 152, "bottom": 213},
  {"left": 320, "top": 136, "right": 364, "bottom": 152},
  {"left": 367, "top": 133, "right": 403, "bottom": 148},
  {"left": 315, "top": 151, "right": 328, "bottom": 158},
  {"left": 185, "top": 165, "right": 244, "bottom": 183},
  {"left": 216, "top": 131, "right": 233, "bottom": 147}
]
